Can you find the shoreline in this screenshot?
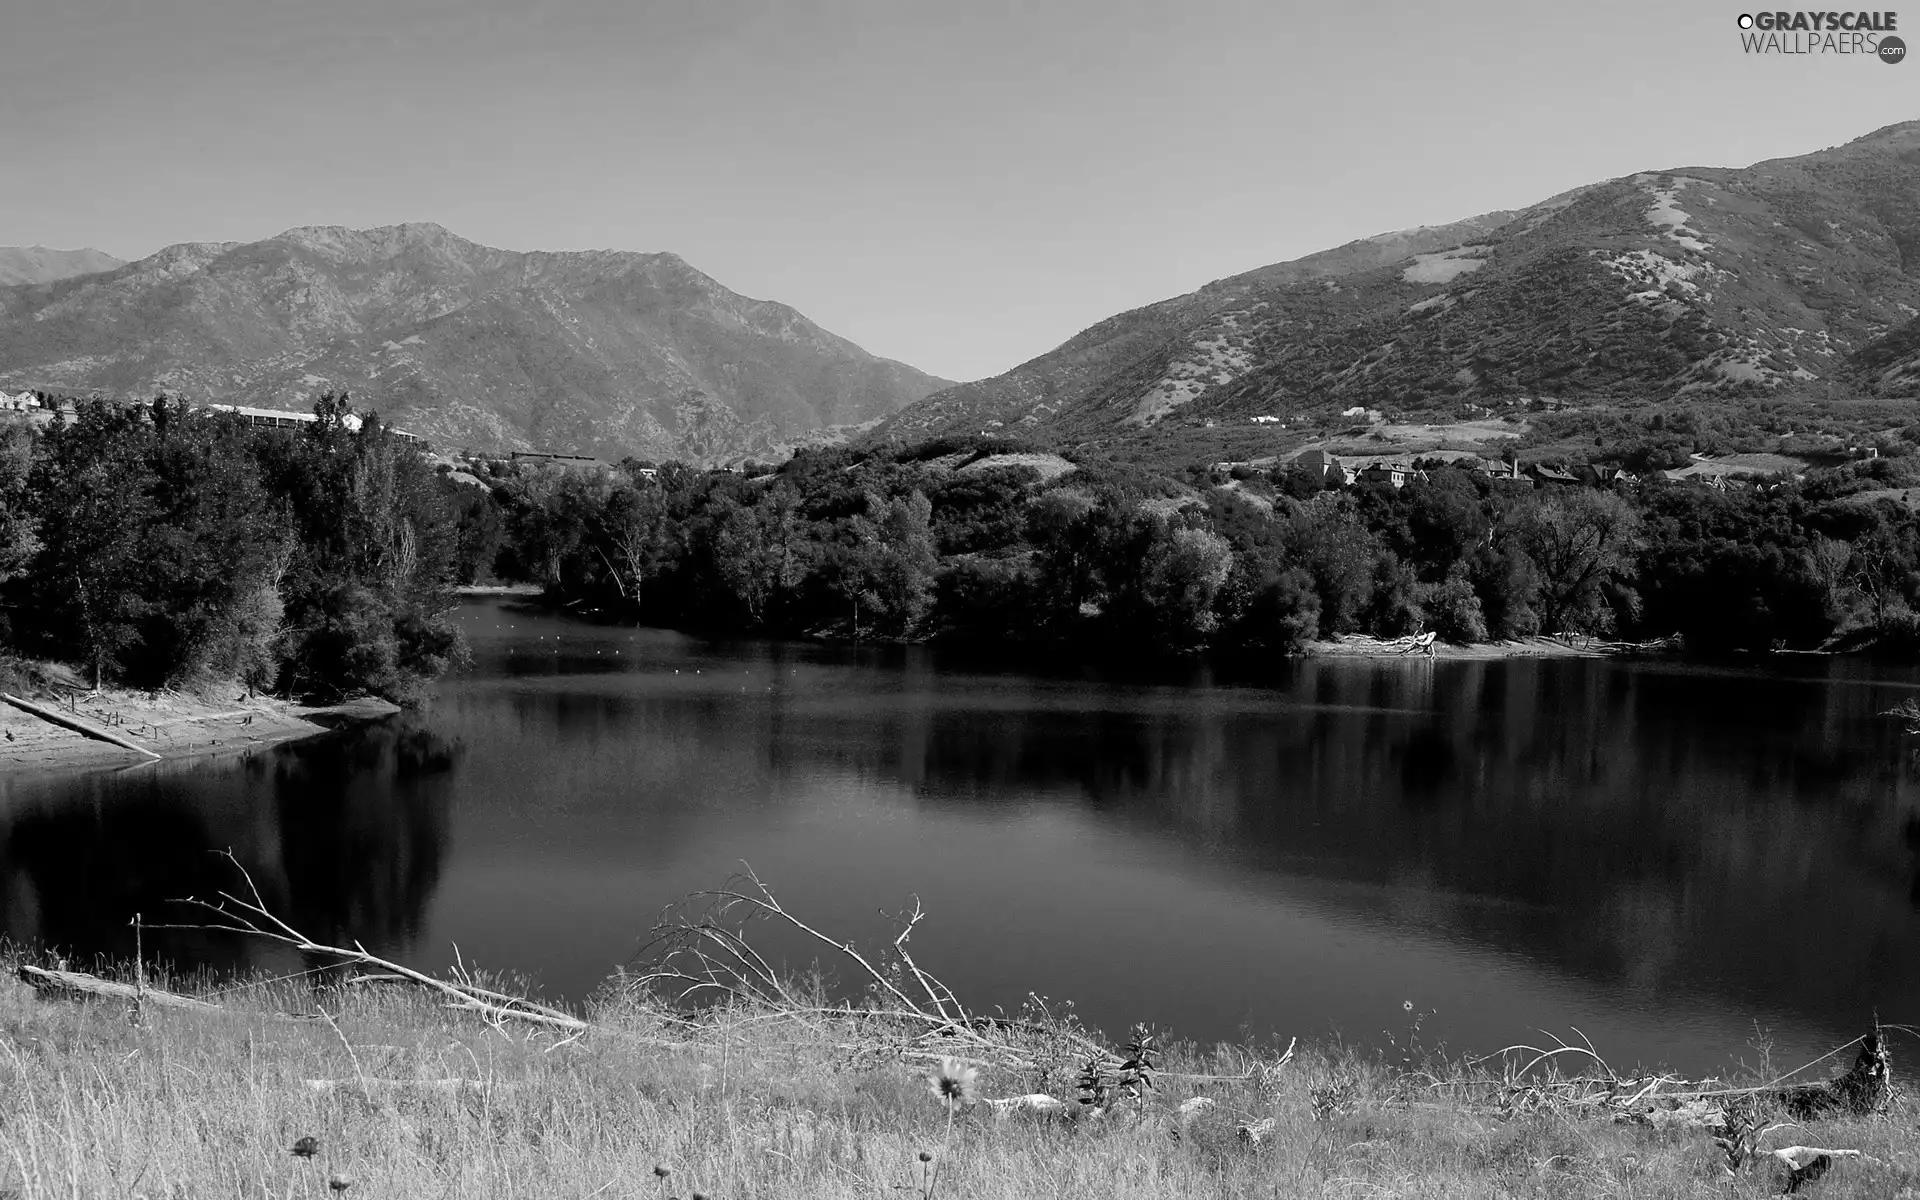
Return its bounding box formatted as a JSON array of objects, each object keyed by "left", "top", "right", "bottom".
[
  {"left": 1309, "top": 634, "right": 1611, "bottom": 660},
  {"left": 0, "top": 687, "right": 401, "bottom": 776},
  {"left": 460, "top": 591, "right": 1689, "bottom": 664}
]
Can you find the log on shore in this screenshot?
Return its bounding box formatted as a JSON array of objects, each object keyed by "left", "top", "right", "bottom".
[
  {"left": 0, "top": 692, "right": 163, "bottom": 760},
  {"left": 17, "top": 964, "right": 225, "bottom": 1013}
]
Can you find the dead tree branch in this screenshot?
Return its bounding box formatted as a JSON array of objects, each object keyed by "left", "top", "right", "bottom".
[{"left": 159, "top": 851, "right": 589, "bottom": 1034}]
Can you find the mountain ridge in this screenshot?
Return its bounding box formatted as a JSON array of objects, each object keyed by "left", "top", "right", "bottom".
[
  {"left": 874, "top": 119, "right": 1920, "bottom": 449},
  {"left": 0, "top": 223, "right": 949, "bottom": 462}
]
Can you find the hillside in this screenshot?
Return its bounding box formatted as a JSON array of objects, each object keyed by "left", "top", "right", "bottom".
[
  {"left": 874, "top": 121, "right": 1920, "bottom": 449},
  {"left": 0, "top": 246, "right": 125, "bottom": 286},
  {"left": 0, "top": 224, "right": 949, "bottom": 462}
]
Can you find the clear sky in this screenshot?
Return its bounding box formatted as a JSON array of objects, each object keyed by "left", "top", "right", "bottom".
[{"left": 2, "top": 0, "right": 1915, "bottom": 382}]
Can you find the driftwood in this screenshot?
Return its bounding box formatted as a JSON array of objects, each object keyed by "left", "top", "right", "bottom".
[
  {"left": 18, "top": 964, "right": 314, "bottom": 1023},
  {"left": 1773, "top": 1147, "right": 1865, "bottom": 1193},
  {"left": 0, "top": 692, "right": 162, "bottom": 759},
  {"left": 18, "top": 964, "right": 222, "bottom": 1012}
]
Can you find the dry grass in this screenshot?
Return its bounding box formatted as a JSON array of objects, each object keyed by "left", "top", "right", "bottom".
[{"left": 4, "top": 956, "right": 1920, "bottom": 1200}]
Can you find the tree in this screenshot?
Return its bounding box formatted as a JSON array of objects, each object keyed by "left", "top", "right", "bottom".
[
  {"left": 707, "top": 488, "right": 806, "bottom": 628},
  {"left": 1844, "top": 505, "right": 1920, "bottom": 633},
  {"left": 1027, "top": 488, "right": 1103, "bottom": 622},
  {"left": 1135, "top": 523, "right": 1233, "bottom": 648},
  {"left": 1228, "top": 567, "right": 1322, "bottom": 656},
  {"left": 1515, "top": 490, "right": 1640, "bottom": 636},
  {"left": 868, "top": 489, "right": 938, "bottom": 635},
  {"left": 28, "top": 403, "right": 158, "bottom": 687},
  {"left": 598, "top": 482, "right": 668, "bottom": 611},
  {"left": 1288, "top": 493, "right": 1380, "bottom": 636},
  {"left": 0, "top": 418, "right": 40, "bottom": 601},
  {"left": 1402, "top": 469, "right": 1488, "bottom": 581}
]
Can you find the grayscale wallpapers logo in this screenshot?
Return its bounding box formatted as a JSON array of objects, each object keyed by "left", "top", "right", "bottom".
[{"left": 1736, "top": 11, "right": 1904, "bottom": 58}]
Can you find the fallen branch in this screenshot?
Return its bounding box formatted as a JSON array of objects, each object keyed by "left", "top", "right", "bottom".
[
  {"left": 1462, "top": 1029, "right": 1896, "bottom": 1126},
  {"left": 17, "top": 964, "right": 222, "bottom": 1013},
  {"left": 159, "top": 852, "right": 590, "bottom": 1034},
  {"left": 629, "top": 864, "right": 1116, "bottom": 1069}
]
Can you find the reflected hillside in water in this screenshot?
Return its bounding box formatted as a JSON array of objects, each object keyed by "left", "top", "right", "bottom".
[
  {"left": 0, "top": 722, "right": 458, "bottom": 974},
  {"left": 889, "top": 658, "right": 1920, "bottom": 1023}
]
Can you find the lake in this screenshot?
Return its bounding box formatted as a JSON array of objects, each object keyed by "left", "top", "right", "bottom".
[{"left": 4, "top": 597, "right": 1919, "bottom": 1075}]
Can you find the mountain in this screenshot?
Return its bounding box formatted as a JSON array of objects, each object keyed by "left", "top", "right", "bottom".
[
  {"left": 0, "top": 247, "right": 125, "bottom": 286},
  {"left": 0, "top": 224, "right": 949, "bottom": 462},
  {"left": 876, "top": 121, "right": 1920, "bottom": 446}
]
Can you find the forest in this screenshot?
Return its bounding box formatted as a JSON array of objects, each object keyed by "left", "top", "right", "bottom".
[
  {"left": 466, "top": 430, "right": 1920, "bottom": 661},
  {"left": 8, "top": 396, "right": 1920, "bottom": 706},
  {"left": 0, "top": 396, "right": 464, "bottom": 700}
]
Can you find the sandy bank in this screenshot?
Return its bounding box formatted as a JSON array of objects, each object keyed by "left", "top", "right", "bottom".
[
  {"left": 1308, "top": 634, "right": 1630, "bottom": 660},
  {"left": 0, "top": 686, "right": 400, "bottom": 775}
]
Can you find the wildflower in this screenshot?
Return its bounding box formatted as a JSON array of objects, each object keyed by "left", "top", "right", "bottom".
[
  {"left": 1403, "top": 1000, "right": 1414, "bottom": 1012},
  {"left": 327, "top": 1175, "right": 353, "bottom": 1193},
  {"left": 290, "top": 1137, "right": 320, "bottom": 1159},
  {"left": 918, "top": 1151, "right": 934, "bottom": 1163},
  {"left": 929, "top": 1057, "right": 977, "bottom": 1110},
  {"left": 653, "top": 1164, "right": 672, "bottom": 1179}
]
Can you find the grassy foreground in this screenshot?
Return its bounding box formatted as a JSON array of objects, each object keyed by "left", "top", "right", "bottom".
[{"left": 2, "top": 958, "right": 1917, "bottom": 1199}]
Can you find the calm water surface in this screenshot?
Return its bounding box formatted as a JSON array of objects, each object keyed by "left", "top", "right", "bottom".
[{"left": 5, "top": 598, "right": 1920, "bottom": 1074}]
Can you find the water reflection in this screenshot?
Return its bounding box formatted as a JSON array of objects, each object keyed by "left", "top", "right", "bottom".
[
  {"left": 0, "top": 723, "right": 457, "bottom": 973},
  {"left": 894, "top": 656, "right": 1920, "bottom": 1028},
  {"left": 4, "top": 601, "right": 1919, "bottom": 1073}
]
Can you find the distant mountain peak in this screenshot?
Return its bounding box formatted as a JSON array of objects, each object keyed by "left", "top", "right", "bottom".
[
  {"left": 0, "top": 246, "right": 127, "bottom": 286},
  {"left": 0, "top": 223, "right": 951, "bottom": 462},
  {"left": 267, "top": 221, "right": 479, "bottom": 261}
]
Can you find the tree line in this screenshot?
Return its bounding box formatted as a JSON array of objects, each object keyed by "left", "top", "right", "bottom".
[
  {"left": 469, "top": 435, "right": 1920, "bottom": 660},
  {"left": 12, "top": 399, "right": 1920, "bottom": 700},
  {"left": 0, "top": 395, "right": 465, "bottom": 699}
]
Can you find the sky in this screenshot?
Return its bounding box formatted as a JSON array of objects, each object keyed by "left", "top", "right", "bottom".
[{"left": 2, "top": 0, "right": 1916, "bottom": 382}]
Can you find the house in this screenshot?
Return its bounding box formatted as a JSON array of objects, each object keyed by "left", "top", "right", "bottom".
[
  {"left": 209, "top": 402, "right": 362, "bottom": 433},
  {"left": 1525, "top": 463, "right": 1581, "bottom": 486},
  {"left": 1356, "top": 460, "right": 1424, "bottom": 489},
  {"left": 1293, "top": 449, "right": 1350, "bottom": 485}
]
